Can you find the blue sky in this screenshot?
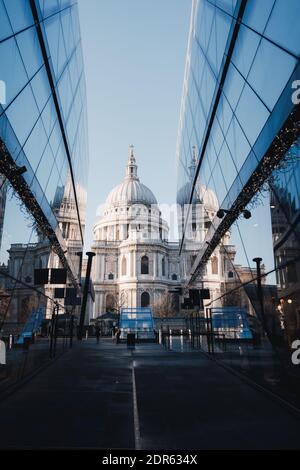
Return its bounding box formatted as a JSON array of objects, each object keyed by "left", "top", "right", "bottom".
[{"left": 78, "top": 0, "right": 191, "bottom": 248}]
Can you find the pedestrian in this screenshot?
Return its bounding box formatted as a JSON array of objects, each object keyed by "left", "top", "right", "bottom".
[
  {"left": 95, "top": 324, "right": 100, "bottom": 344},
  {"left": 115, "top": 327, "right": 121, "bottom": 344},
  {"left": 112, "top": 325, "right": 116, "bottom": 338}
]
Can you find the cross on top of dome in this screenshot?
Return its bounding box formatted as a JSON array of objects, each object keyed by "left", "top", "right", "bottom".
[
  {"left": 125, "top": 144, "right": 138, "bottom": 181},
  {"left": 104, "top": 146, "right": 158, "bottom": 208}
]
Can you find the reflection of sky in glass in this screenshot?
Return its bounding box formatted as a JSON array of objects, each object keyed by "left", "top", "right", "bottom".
[
  {"left": 0, "top": 189, "right": 37, "bottom": 264},
  {"left": 229, "top": 193, "right": 276, "bottom": 284}
]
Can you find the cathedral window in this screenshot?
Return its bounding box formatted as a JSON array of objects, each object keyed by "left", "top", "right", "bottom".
[
  {"left": 162, "top": 257, "right": 165, "bottom": 276},
  {"left": 191, "top": 255, "right": 197, "bottom": 267},
  {"left": 211, "top": 256, "right": 218, "bottom": 275},
  {"left": 108, "top": 273, "right": 114, "bottom": 280},
  {"left": 106, "top": 294, "right": 115, "bottom": 311},
  {"left": 141, "top": 255, "right": 149, "bottom": 274},
  {"left": 141, "top": 291, "right": 150, "bottom": 307},
  {"left": 121, "top": 256, "right": 127, "bottom": 276},
  {"left": 172, "top": 273, "right": 177, "bottom": 281},
  {"left": 228, "top": 271, "right": 234, "bottom": 278}
]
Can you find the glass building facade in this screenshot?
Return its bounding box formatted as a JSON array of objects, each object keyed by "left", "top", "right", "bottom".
[
  {"left": 177, "top": 0, "right": 300, "bottom": 401},
  {"left": 0, "top": 0, "right": 88, "bottom": 374}
]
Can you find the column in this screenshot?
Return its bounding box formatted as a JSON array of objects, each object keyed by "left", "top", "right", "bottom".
[
  {"left": 101, "top": 255, "right": 105, "bottom": 281},
  {"left": 127, "top": 252, "right": 130, "bottom": 277},
  {"left": 99, "top": 292, "right": 104, "bottom": 315},
  {"left": 131, "top": 251, "right": 136, "bottom": 277},
  {"left": 153, "top": 252, "right": 157, "bottom": 279}
]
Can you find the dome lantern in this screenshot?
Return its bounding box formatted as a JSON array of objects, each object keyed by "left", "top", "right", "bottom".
[
  {"left": 104, "top": 147, "right": 158, "bottom": 209},
  {"left": 125, "top": 145, "right": 138, "bottom": 181}
]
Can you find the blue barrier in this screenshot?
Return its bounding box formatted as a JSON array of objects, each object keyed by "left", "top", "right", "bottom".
[
  {"left": 211, "top": 307, "right": 253, "bottom": 340},
  {"left": 16, "top": 306, "right": 46, "bottom": 344},
  {"left": 119, "top": 307, "right": 155, "bottom": 340}
]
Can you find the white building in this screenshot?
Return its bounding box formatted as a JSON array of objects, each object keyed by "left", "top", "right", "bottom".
[
  {"left": 90, "top": 146, "right": 245, "bottom": 319},
  {"left": 91, "top": 146, "right": 181, "bottom": 317}
]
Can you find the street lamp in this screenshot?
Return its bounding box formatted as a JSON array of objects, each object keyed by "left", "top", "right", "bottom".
[
  {"left": 78, "top": 251, "right": 95, "bottom": 340},
  {"left": 76, "top": 251, "right": 83, "bottom": 285},
  {"left": 252, "top": 257, "right": 266, "bottom": 333}
]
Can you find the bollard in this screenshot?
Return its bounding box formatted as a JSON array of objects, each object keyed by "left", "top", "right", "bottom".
[
  {"left": 158, "top": 329, "right": 162, "bottom": 344},
  {"left": 0, "top": 339, "right": 6, "bottom": 365},
  {"left": 127, "top": 333, "right": 135, "bottom": 349},
  {"left": 9, "top": 334, "right": 13, "bottom": 350},
  {"left": 85, "top": 330, "right": 89, "bottom": 340}
]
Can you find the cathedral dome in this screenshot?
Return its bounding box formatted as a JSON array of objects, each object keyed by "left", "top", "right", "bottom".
[
  {"left": 201, "top": 187, "right": 219, "bottom": 212},
  {"left": 106, "top": 180, "right": 157, "bottom": 207},
  {"left": 176, "top": 182, "right": 218, "bottom": 211},
  {"left": 105, "top": 146, "right": 158, "bottom": 208},
  {"left": 176, "top": 148, "right": 219, "bottom": 212}
]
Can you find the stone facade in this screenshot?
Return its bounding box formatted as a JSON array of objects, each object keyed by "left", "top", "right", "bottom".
[{"left": 91, "top": 147, "right": 243, "bottom": 319}]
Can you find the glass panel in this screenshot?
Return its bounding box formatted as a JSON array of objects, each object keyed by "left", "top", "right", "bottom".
[
  {"left": 247, "top": 38, "right": 297, "bottom": 111},
  {"left": 0, "top": 37, "right": 28, "bottom": 109},
  {"left": 21, "top": 116, "right": 48, "bottom": 172},
  {"left": 3, "top": 0, "right": 35, "bottom": 32},
  {"left": 264, "top": 0, "right": 300, "bottom": 56},
  {"left": 225, "top": 116, "right": 252, "bottom": 172},
  {"left": 231, "top": 25, "right": 260, "bottom": 78},
  {"left": 215, "top": 0, "right": 238, "bottom": 16},
  {"left": 235, "top": 82, "right": 270, "bottom": 146},
  {"left": 242, "top": 0, "right": 275, "bottom": 34},
  {"left": 0, "top": 0, "right": 13, "bottom": 41},
  {"left": 44, "top": 14, "right": 67, "bottom": 79},
  {"left": 15, "top": 27, "right": 44, "bottom": 78},
  {"left": 5, "top": 83, "right": 39, "bottom": 148}
]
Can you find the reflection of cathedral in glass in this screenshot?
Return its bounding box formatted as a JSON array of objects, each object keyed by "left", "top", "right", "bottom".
[
  {"left": 1, "top": 173, "right": 85, "bottom": 322},
  {"left": 0, "top": 0, "right": 89, "bottom": 332},
  {"left": 0, "top": 174, "right": 8, "bottom": 249},
  {"left": 175, "top": 0, "right": 300, "bottom": 353},
  {"left": 177, "top": 147, "right": 256, "bottom": 314},
  {"left": 270, "top": 139, "right": 300, "bottom": 323}
]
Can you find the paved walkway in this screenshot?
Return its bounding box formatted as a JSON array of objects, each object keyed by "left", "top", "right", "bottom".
[{"left": 0, "top": 338, "right": 299, "bottom": 449}]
